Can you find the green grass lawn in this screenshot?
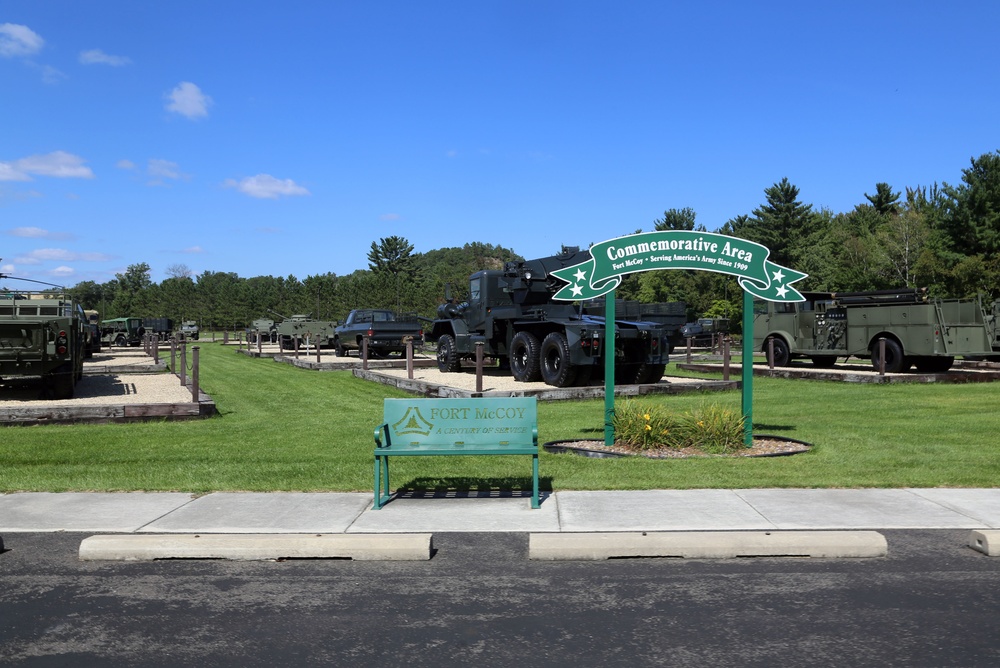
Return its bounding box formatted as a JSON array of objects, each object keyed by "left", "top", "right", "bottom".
[{"left": 1, "top": 341, "right": 998, "bottom": 492}]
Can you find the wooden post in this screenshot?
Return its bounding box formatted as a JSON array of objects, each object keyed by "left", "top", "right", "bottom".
[
  {"left": 294, "top": 335, "right": 300, "bottom": 359},
  {"left": 768, "top": 337, "right": 775, "bottom": 370},
  {"left": 170, "top": 339, "right": 176, "bottom": 374},
  {"left": 316, "top": 337, "right": 321, "bottom": 363},
  {"left": 362, "top": 336, "right": 369, "bottom": 371},
  {"left": 406, "top": 338, "right": 414, "bottom": 380},
  {"left": 257, "top": 331, "right": 262, "bottom": 355},
  {"left": 153, "top": 335, "right": 159, "bottom": 365},
  {"left": 191, "top": 346, "right": 200, "bottom": 402},
  {"left": 180, "top": 341, "right": 187, "bottom": 386},
  {"left": 722, "top": 336, "right": 730, "bottom": 381},
  {"left": 475, "top": 342, "right": 484, "bottom": 393},
  {"left": 223, "top": 330, "right": 229, "bottom": 344},
  {"left": 879, "top": 337, "right": 886, "bottom": 376},
  {"left": 686, "top": 337, "right": 692, "bottom": 364}
]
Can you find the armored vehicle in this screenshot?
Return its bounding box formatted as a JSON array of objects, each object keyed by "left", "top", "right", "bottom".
[
  {"left": 0, "top": 289, "right": 87, "bottom": 399},
  {"left": 101, "top": 317, "right": 145, "bottom": 347},
  {"left": 247, "top": 318, "right": 277, "bottom": 344},
  {"left": 427, "top": 246, "right": 671, "bottom": 387},
  {"left": 334, "top": 309, "right": 423, "bottom": 357},
  {"left": 753, "top": 288, "right": 995, "bottom": 373},
  {"left": 275, "top": 314, "right": 339, "bottom": 350}
]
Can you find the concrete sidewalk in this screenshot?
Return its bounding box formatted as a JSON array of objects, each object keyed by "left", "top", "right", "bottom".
[{"left": 2, "top": 488, "right": 999, "bottom": 533}]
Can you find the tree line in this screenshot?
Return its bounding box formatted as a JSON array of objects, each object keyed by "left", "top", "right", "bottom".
[{"left": 43, "top": 149, "right": 1000, "bottom": 332}]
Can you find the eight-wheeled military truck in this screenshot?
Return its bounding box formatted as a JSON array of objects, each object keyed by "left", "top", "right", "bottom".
[
  {"left": 753, "top": 288, "right": 995, "bottom": 373},
  {"left": 275, "top": 314, "right": 339, "bottom": 350},
  {"left": 0, "top": 290, "right": 87, "bottom": 399},
  {"left": 427, "top": 246, "right": 672, "bottom": 387},
  {"left": 333, "top": 309, "right": 423, "bottom": 358}
]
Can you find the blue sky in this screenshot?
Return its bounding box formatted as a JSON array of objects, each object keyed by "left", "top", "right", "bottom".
[{"left": 2, "top": 1, "right": 998, "bottom": 287}]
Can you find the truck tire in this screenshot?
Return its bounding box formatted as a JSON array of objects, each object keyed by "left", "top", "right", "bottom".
[
  {"left": 335, "top": 340, "right": 347, "bottom": 357},
  {"left": 870, "top": 338, "right": 906, "bottom": 373},
  {"left": 510, "top": 331, "right": 541, "bottom": 382},
  {"left": 436, "top": 334, "right": 462, "bottom": 372},
  {"left": 634, "top": 362, "right": 666, "bottom": 384},
  {"left": 539, "top": 332, "right": 577, "bottom": 387},
  {"left": 764, "top": 336, "right": 790, "bottom": 366},
  {"left": 114, "top": 334, "right": 127, "bottom": 347},
  {"left": 47, "top": 364, "right": 75, "bottom": 400}
]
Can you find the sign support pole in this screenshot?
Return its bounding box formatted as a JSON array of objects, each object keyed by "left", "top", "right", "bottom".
[
  {"left": 742, "top": 290, "right": 754, "bottom": 447},
  {"left": 604, "top": 289, "right": 616, "bottom": 446}
]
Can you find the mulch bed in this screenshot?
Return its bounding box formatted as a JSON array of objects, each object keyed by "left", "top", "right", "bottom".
[{"left": 543, "top": 436, "right": 811, "bottom": 459}]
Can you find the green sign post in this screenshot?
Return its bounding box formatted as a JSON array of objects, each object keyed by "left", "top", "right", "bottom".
[{"left": 550, "top": 230, "right": 807, "bottom": 447}]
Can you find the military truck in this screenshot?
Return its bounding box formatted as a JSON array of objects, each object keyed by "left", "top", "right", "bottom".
[
  {"left": 142, "top": 317, "right": 174, "bottom": 340},
  {"left": 179, "top": 320, "right": 199, "bottom": 340},
  {"left": 582, "top": 299, "right": 687, "bottom": 353},
  {"left": 275, "top": 314, "right": 339, "bottom": 350},
  {"left": 680, "top": 317, "right": 730, "bottom": 347},
  {"left": 333, "top": 309, "right": 423, "bottom": 358},
  {"left": 427, "top": 246, "right": 672, "bottom": 387},
  {"left": 101, "top": 317, "right": 145, "bottom": 347},
  {"left": 753, "top": 288, "right": 995, "bottom": 373},
  {"left": 0, "top": 289, "right": 87, "bottom": 399}
]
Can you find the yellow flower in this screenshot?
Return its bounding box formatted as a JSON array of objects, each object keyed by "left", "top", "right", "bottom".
[
  {"left": 697, "top": 420, "right": 705, "bottom": 427},
  {"left": 645, "top": 424, "right": 651, "bottom": 431},
  {"left": 644, "top": 413, "right": 650, "bottom": 421}
]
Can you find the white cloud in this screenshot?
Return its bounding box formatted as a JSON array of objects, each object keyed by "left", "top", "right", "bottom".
[
  {"left": 1, "top": 263, "right": 14, "bottom": 274},
  {"left": 117, "top": 159, "right": 136, "bottom": 170},
  {"left": 0, "top": 23, "right": 43, "bottom": 58},
  {"left": 224, "top": 174, "right": 310, "bottom": 199},
  {"left": 165, "top": 82, "right": 212, "bottom": 119},
  {"left": 6, "top": 226, "right": 73, "bottom": 240},
  {"left": 79, "top": 49, "right": 131, "bottom": 66},
  {"left": 146, "top": 158, "right": 190, "bottom": 186},
  {"left": 12, "top": 248, "right": 113, "bottom": 265},
  {"left": 50, "top": 265, "right": 75, "bottom": 277},
  {"left": 37, "top": 63, "right": 66, "bottom": 84},
  {"left": 0, "top": 151, "right": 95, "bottom": 181},
  {"left": 182, "top": 246, "right": 203, "bottom": 254},
  {"left": 380, "top": 213, "right": 401, "bottom": 221}
]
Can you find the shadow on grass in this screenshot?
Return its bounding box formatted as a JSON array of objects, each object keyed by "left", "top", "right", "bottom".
[{"left": 395, "top": 475, "right": 554, "bottom": 496}]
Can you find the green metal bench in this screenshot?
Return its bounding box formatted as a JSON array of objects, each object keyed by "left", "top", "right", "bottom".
[{"left": 373, "top": 397, "right": 539, "bottom": 509}]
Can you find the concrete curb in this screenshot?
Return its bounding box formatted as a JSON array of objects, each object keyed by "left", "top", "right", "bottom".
[
  {"left": 79, "top": 533, "right": 433, "bottom": 561},
  {"left": 968, "top": 530, "right": 1000, "bottom": 556},
  {"left": 528, "top": 531, "right": 888, "bottom": 560}
]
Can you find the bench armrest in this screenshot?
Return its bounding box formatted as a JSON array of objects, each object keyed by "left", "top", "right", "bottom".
[{"left": 373, "top": 423, "right": 390, "bottom": 448}]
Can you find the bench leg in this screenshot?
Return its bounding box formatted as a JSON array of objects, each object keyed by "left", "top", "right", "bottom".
[
  {"left": 374, "top": 455, "right": 391, "bottom": 510},
  {"left": 531, "top": 453, "right": 540, "bottom": 509}
]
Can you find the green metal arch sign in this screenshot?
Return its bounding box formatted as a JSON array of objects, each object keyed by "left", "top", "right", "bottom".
[{"left": 548, "top": 230, "right": 807, "bottom": 303}]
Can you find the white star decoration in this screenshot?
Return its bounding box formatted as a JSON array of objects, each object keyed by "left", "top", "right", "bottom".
[
  {"left": 571, "top": 283, "right": 583, "bottom": 297},
  {"left": 573, "top": 268, "right": 587, "bottom": 282},
  {"left": 772, "top": 269, "right": 785, "bottom": 283},
  {"left": 776, "top": 285, "right": 788, "bottom": 298}
]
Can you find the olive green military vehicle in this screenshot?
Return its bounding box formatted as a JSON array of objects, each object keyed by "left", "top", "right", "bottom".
[
  {"left": 0, "top": 289, "right": 87, "bottom": 399},
  {"left": 179, "top": 320, "right": 199, "bottom": 340},
  {"left": 101, "top": 317, "right": 145, "bottom": 347},
  {"left": 275, "top": 314, "right": 339, "bottom": 350},
  {"left": 753, "top": 288, "right": 995, "bottom": 373},
  {"left": 247, "top": 318, "right": 277, "bottom": 344}
]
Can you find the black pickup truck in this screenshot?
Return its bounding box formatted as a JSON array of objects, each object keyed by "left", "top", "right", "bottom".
[{"left": 333, "top": 309, "right": 423, "bottom": 358}]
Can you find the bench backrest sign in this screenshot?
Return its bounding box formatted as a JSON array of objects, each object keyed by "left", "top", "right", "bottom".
[{"left": 382, "top": 397, "right": 536, "bottom": 448}]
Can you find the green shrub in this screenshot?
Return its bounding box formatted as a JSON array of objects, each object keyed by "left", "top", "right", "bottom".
[{"left": 612, "top": 399, "right": 744, "bottom": 453}]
